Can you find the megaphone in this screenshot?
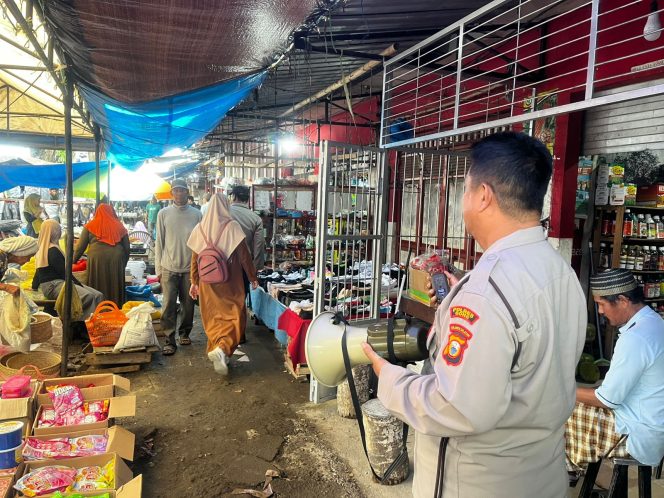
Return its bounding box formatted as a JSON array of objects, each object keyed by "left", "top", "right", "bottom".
[{"left": 305, "top": 312, "right": 430, "bottom": 387}]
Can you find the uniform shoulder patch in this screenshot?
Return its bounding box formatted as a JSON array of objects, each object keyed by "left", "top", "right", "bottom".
[
  {"left": 442, "top": 323, "right": 473, "bottom": 366},
  {"left": 450, "top": 306, "right": 480, "bottom": 325}
]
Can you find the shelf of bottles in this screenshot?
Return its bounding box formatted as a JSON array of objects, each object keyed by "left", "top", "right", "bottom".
[{"left": 597, "top": 206, "right": 664, "bottom": 305}]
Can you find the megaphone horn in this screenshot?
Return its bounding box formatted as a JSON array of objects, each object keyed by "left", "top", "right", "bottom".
[{"left": 305, "top": 311, "right": 430, "bottom": 387}]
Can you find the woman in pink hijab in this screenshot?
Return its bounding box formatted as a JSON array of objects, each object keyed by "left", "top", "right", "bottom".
[{"left": 187, "top": 194, "right": 258, "bottom": 375}]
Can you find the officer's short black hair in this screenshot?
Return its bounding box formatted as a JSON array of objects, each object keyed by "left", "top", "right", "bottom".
[
  {"left": 231, "top": 185, "right": 250, "bottom": 203},
  {"left": 469, "top": 132, "right": 552, "bottom": 217},
  {"left": 602, "top": 287, "right": 646, "bottom": 305}
]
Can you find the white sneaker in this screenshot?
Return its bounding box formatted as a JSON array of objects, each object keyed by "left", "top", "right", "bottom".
[{"left": 207, "top": 347, "right": 228, "bottom": 375}]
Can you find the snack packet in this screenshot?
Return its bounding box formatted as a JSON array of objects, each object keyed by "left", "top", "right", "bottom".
[
  {"left": 22, "top": 438, "right": 70, "bottom": 461},
  {"left": 49, "top": 385, "right": 84, "bottom": 424},
  {"left": 70, "top": 460, "right": 114, "bottom": 492},
  {"left": 14, "top": 466, "right": 77, "bottom": 497},
  {"left": 70, "top": 435, "right": 108, "bottom": 456}
]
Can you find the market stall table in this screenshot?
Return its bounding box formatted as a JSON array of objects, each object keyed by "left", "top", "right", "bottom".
[{"left": 250, "top": 287, "right": 288, "bottom": 345}]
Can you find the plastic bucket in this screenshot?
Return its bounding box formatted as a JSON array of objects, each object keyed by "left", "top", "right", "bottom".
[
  {"left": 0, "top": 443, "right": 22, "bottom": 469},
  {"left": 0, "top": 421, "right": 23, "bottom": 451}
]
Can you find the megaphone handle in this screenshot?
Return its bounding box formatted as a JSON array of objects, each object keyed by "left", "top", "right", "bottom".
[{"left": 342, "top": 327, "right": 409, "bottom": 484}]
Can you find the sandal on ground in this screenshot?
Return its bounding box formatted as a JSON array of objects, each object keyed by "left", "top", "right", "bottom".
[
  {"left": 179, "top": 337, "right": 192, "bottom": 346},
  {"left": 162, "top": 344, "right": 177, "bottom": 356}
]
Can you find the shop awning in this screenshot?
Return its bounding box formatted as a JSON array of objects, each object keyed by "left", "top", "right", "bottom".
[{"left": 0, "top": 160, "right": 102, "bottom": 193}]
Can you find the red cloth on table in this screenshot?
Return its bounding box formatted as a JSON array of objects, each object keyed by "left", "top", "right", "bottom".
[{"left": 278, "top": 308, "right": 311, "bottom": 368}]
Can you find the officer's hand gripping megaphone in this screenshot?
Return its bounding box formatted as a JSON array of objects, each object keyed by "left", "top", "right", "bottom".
[{"left": 305, "top": 311, "right": 430, "bottom": 387}]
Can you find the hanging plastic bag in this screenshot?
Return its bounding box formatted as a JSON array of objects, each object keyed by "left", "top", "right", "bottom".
[
  {"left": 114, "top": 302, "right": 159, "bottom": 352},
  {"left": 55, "top": 282, "right": 83, "bottom": 322}
]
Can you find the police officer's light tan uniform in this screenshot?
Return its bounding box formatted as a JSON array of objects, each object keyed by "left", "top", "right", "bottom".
[{"left": 378, "top": 227, "right": 586, "bottom": 497}]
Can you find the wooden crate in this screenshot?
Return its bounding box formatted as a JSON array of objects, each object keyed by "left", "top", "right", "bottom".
[{"left": 82, "top": 345, "right": 160, "bottom": 374}]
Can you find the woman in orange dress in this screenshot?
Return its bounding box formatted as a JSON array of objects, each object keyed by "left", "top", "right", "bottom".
[
  {"left": 187, "top": 194, "right": 258, "bottom": 375},
  {"left": 74, "top": 204, "right": 130, "bottom": 306}
]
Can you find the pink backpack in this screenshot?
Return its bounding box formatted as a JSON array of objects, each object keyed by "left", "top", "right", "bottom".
[{"left": 197, "top": 222, "right": 230, "bottom": 284}]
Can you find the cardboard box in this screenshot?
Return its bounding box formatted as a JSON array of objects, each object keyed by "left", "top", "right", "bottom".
[
  {"left": 33, "top": 396, "right": 136, "bottom": 436},
  {"left": 0, "top": 380, "right": 39, "bottom": 437},
  {"left": 409, "top": 268, "right": 436, "bottom": 307},
  {"left": 38, "top": 374, "right": 130, "bottom": 407},
  {"left": 636, "top": 183, "right": 664, "bottom": 207},
  {"left": 25, "top": 426, "right": 135, "bottom": 461},
  {"left": 14, "top": 453, "right": 141, "bottom": 497}
]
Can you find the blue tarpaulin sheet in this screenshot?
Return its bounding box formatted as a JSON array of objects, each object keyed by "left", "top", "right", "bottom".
[
  {"left": 0, "top": 161, "right": 107, "bottom": 193},
  {"left": 80, "top": 71, "right": 267, "bottom": 170}
]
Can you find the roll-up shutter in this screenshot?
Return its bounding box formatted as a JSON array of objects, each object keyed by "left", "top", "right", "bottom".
[{"left": 583, "top": 80, "right": 664, "bottom": 155}]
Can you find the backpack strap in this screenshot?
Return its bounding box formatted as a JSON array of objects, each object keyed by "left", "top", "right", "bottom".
[{"left": 199, "top": 220, "right": 231, "bottom": 250}]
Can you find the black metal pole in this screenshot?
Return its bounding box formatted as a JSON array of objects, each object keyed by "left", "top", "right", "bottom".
[
  {"left": 94, "top": 125, "right": 101, "bottom": 207},
  {"left": 60, "top": 75, "right": 74, "bottom": 377}
]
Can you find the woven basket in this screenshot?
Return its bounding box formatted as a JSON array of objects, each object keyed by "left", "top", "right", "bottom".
[
  {"left": 30, "top": 313, "right": 53, "bottom": 344},
  {"left": 0, "top": 351, "right": 60, "bottom": 379}
]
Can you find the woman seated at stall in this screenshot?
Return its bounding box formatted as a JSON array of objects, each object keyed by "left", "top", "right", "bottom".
[
  {"left": 32, "top": 219, "right": 104, "bottom": 320},
  {"left": 0, "top": 236, "right": 39, "bottom": 294}
]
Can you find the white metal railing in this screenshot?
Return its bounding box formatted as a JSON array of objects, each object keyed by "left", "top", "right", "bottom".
[{"left": 380, "top": 0, "right": 664, "bottom": 147}]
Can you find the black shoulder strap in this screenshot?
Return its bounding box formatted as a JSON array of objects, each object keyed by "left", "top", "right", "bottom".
[
  {"left": 341, "top": 324, "right": 408, "bottom": 484},
  {"left": 488, "top": 277, "right": 522, "bottom": 371}
]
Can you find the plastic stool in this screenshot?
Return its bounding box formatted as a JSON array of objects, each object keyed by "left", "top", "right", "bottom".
[{"left": 607, "top": 457, "right": 652, "bottom": 498}]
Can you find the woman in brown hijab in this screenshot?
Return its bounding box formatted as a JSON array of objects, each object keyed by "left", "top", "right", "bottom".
[
  {"left": 74, "top": 204, "right": 130, "bottom": 306},
  {"left": 187, "top": 194, "right": 258, "bottom": 375}
]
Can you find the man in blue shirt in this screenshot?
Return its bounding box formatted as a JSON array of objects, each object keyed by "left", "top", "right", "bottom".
[{"left": 577, "top": 268, "right": 664, "bottom": 465}]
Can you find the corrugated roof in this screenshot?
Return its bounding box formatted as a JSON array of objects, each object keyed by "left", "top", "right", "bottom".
[{"left": 208, "top": 0, "right": 492, "bottom": 144}]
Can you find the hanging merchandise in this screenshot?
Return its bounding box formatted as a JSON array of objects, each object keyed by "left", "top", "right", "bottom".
[{"left": 55, "top": 283, "right": 84, "bottom": 323}]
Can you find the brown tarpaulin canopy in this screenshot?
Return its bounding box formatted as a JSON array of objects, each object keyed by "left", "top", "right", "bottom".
[{"left": 42, "top": 0, "right": 324, "bottom": 103}]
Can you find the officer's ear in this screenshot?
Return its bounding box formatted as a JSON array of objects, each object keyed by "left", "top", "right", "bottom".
[{"left": 477, "top": 182, "right": 495, "bottom": 213}]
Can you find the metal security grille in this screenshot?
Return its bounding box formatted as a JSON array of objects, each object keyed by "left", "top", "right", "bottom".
[
  {"left": 314, "top": 141, "right": 388, "bottom": 324},
  {"left": 380, "top": 0, "right": 664, "bottom": 148},
  {"left": 387, "top": 147, "right": 481, "bottom": 272}
]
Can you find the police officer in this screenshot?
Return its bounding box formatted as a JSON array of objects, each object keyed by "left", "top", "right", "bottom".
[{"left": 362, "top": 132, "right": 586, "bottom": 497}]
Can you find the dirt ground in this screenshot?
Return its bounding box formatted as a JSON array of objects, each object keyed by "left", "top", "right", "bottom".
[{"left": 121, "top": 311, "right": 366, "bottom": 498}]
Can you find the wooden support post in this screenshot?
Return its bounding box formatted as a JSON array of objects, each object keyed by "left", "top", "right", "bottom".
[
  {"left": 361, "top": 399, "right": 410, "bottom": 485},
  {"left": 336, "top": 365, "right": 371, "bottom": 418},
  {"left": 60, "top": 75, "right": 74, "bottom": 377}
]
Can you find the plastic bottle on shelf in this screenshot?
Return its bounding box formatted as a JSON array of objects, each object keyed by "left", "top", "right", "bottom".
[
  {"left": 599, "top": 243, "right": 607, "bottom": 269},
  {"left": 651, "top": 246, "right": 659, "bottom": 272},
  {"left": 623, "top": 209, "right": 633, "bottom": 237},
  {"left": 647, "top": 214, "right": 657, "bottom": 239},
  {"left": 659, "top": 246, "right": 664, "bottom": 271},
  {"left": 626, "top": 245, "right": 635, "bottom": 270},
  {"left": 642, "top": 246, "right": 650, "bottom": 270},
  {"left": 634, "top": 245, "right": 644, "bottom": 270},
  {"left": 631, "top": 210, "right": 640, "bottom": 237},
  {"left": 654, "top": 276, "right": 661, "bottom": 298},
  {"left": 638, "top": 214, "right": 648, "bottom": 238},
  {"left": 656, "top": 215, "right": 664, "bottom": 239},
  {"left": 619, "top": 245, "right": 628, "bottom": 269}
]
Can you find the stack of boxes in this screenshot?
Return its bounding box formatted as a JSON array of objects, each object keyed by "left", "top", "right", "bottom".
[{"left": 0, "top": 374, "right": 140, "bottom": 497}]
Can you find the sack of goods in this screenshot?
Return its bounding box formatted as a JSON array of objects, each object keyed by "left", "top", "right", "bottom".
[{"left": 114, "top": 302, "right": 159, "bottom": 352}]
